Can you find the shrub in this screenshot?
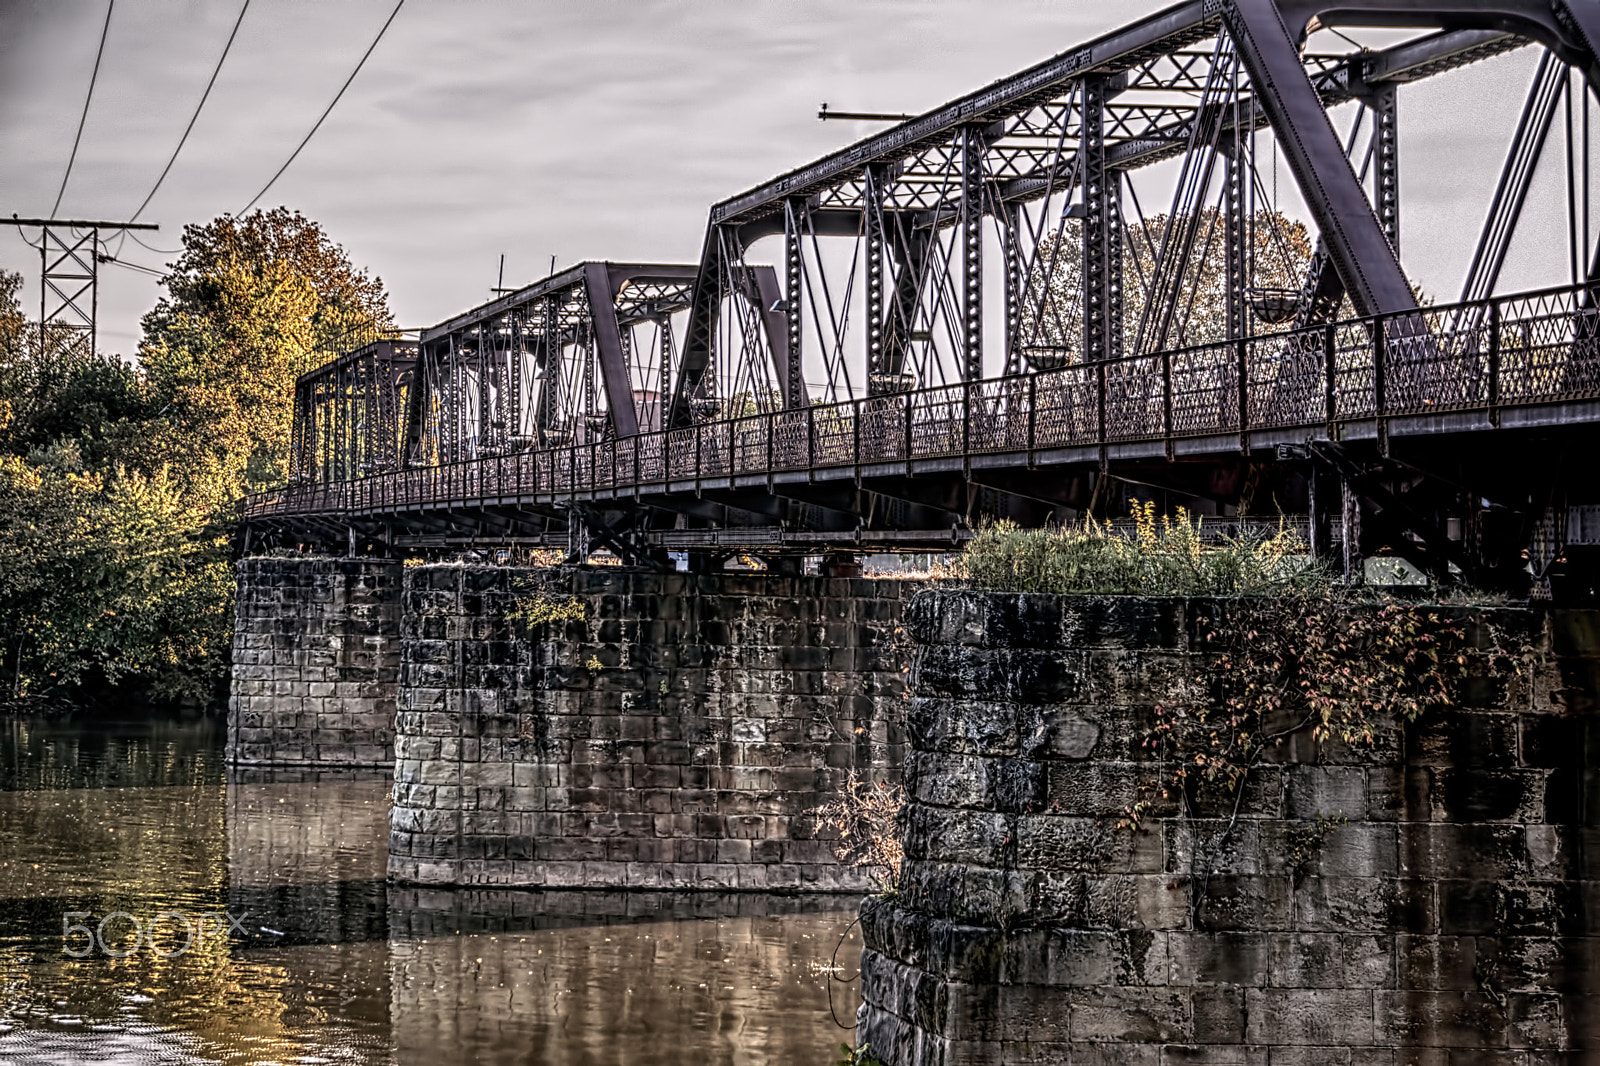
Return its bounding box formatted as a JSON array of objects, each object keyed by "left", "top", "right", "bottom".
[{"left": 811, "top": 771, "right": 904, "bottom": 895}]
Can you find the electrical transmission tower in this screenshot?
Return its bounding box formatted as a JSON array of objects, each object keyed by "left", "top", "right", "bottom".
[{"left": 6, "top": 216, "right": 159, "bottom": 356}]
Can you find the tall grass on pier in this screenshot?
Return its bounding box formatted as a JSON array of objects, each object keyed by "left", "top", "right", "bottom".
[{"left": 958, "top": 505, "right": 1313, "bottom": 596}]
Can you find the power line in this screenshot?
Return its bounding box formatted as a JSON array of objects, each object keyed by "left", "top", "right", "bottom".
[
  {"left": 10, "top": 220, "right": 43, "bottom": 251},
  {"left": 126, "top": 0, "right": 251, "bottom": 225},
  {"left": 53, "top": 0, "right": 115, "bottom": 217},
  {"left": 123, "top": 229, "right": 182, "bottom": 256},
  {"left": 100, "top": 254, "right": 166, "bottom": 278},
  {"left": 237, "top": 0, "right": 405, "bottom": 216}
]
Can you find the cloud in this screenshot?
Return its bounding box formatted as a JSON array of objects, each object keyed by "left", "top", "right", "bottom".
[{"left": 0, "top": 0, "right": 1572, "bottom": 356}]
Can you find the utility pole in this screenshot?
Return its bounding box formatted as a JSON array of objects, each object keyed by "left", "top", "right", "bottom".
[{"left": 6, "top": 215, "right": 159, "bottom": 357}]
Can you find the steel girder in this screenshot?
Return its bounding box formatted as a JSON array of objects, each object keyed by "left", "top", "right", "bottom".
[
  {"left": 407, "top": 262, "right": 695, "bottom": 466},
  {"left": 655, "top": 0, "right": 1597, "bottom": 445},
  {"left": 289, "top": 339, "right": 417, "bottom": 486},
  {"left": 1081, "top": 75, "right": 1125, "bottom": 363}
]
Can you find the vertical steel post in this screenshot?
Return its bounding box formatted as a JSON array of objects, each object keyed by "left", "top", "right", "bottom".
[
  {"left": 904, "top": 389, "right": 914, "bottom": 460},
  {"left": 541, "top": 295, "right": 560, "bottom": 442},
  {"left": 1003, "top": 202, "right": 1023, "bottom": 376},
  {"left": 1324, "top": 322, "right": 1337, "bottom": 427},
  {"left": 961, "top": 124, "right": 985, "bottom": 382},
  {"left": 1224, "top": 149, "right": 1249, "bottom": 341},
  {"left": 1488, "top": 298, "right": 1501, "bottom": 422},
  {"left": 510, "top": 314, "right": 523, "bottom": 447},
  {"left": 784, "top": 199, "right": 806, "bottom": 409},
  {"left": 658, "top": 314, "right": 674, "bottom": 427},
  {"left": 1081, "top": 75, "right": 1124, "bottom": 364},
  {"left": 1371, "top": 83, "right": 1399, "bottom": 254},
  {"left": 89, "top": 227, "right": 98, "bottom": 358},
  {"left": 865, "top": 165, "right": 888, "bottom": 389}
]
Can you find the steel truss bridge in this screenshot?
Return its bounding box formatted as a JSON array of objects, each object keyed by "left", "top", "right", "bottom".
[{"left": 245, "top": 0, "right": 1600, "bottom": 595}]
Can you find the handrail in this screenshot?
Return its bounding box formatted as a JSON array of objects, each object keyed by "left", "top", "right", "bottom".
[{"left": 240, "top": 277, "right": 1600, "bottom": 520}]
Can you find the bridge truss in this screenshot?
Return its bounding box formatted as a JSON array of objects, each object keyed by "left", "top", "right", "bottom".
[{"left": 246, "top": 0, "right": 1600, "bottom": 595}]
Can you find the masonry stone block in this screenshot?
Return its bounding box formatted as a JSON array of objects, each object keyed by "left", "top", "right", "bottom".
[
  {"left": 385, "top": 565, "right": 907, "bottom": 891},
  {"left": 227, "top": 557, "right": 402, "bottom": 767},
  {"left": 859, "top": 590, "right": 1600, "bottom": 1063}
]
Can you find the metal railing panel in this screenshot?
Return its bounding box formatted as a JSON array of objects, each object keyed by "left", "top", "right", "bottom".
[
  {"left": 1247, "top": 328, "right": 1325, "bottom": 430},
  {"left": 860, "top": 395, "right": 908, "bottom": 462},
  {"left": 1169, "top": 341, "right": 1237, "bottom": 436},
  {"left": 968, "top": 377, "right": 1030, "bottom": 453},
  {"left": 240, "top": 280, "right": 1600, "bottom": 523},
  {"left": 910, "top": 385, "right": 966, "bottom": 458},
  {"left": 1104, "top": 356, "right": 1163, "bottom": 440},
  {"left": 811, "top": 403, "right": 858, "bottom": 466}
]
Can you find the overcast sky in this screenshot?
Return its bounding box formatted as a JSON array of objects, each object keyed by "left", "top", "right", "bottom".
[{"left": 0, "top": 0, "right": 1574, "bottom": 358}]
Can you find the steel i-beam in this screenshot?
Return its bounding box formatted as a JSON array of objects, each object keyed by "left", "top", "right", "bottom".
[
  {"left": 540, "top": 295, "right": 560, "bottom": 440},
  {"left": 1081, "top": 74, "right": 1125, "bottom": 363},
  {"left": 961, "top": 124, "right": 985, "bottom": 381},
  {"left": 1225, "top": 148, "right": 1249, "bottom": 340},
  {"left": 1004, "top": 202, "right": 1024, "bottom": 374},
  {"left": 865, "top": 165, "right": 889, "bottom": 388},
  {"left": 1370, "top": 83, "right": 1400, "bottom": 252},
  {"left": 783, "top": 199, "right": 806, "bottom": 408}
]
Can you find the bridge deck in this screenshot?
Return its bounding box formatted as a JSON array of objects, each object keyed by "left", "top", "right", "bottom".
[{"left": 247, "top": 280, "right": 1600, "bottom": 550}]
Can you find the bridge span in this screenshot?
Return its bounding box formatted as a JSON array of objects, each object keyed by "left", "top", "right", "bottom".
[{"left": 243, "top": 0, "right": 1600, "bottom": 595}]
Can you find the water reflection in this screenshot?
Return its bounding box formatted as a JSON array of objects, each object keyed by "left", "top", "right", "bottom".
[{"left": 0, "top": 715, "right": 861, "bottom": 1065}]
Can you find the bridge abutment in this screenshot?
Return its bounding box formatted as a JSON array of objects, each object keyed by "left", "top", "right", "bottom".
[
  {"left": 228, "top": 557, "right": 403, "bottom": 768},
  {"left": 387, "top": 565, "right": 911, "bottom": 890}
]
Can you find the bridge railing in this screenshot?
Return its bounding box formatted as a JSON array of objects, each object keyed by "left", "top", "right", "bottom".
[{"left": 241, "top": 279, "right": 1600, "bottom": 521}]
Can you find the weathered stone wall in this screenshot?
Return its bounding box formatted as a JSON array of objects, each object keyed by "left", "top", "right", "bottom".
[
  {"left": 387, "top": 566, "right": 911, "bottom": 890},
  {"left": 858, "top": 590, "right": 1600, "bottom": 1063},
  {"left": 228, "top": 557, "right": 402, "bottom": 767}
]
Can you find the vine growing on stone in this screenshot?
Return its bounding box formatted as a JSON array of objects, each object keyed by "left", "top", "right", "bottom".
[{"left": 1122, "top": 595, "right": 1536, "bottom": 832}]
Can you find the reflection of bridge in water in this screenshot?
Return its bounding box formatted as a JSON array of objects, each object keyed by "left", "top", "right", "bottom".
[{"left": 244, "top": 0, "right": 1600, "bottom": 595}]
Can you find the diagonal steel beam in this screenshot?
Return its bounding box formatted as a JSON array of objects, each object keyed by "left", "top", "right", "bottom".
[
  {"left": 584, "top": 263, "right": 639, "bottom": 438},
  {"left": 1461, "top": 50, "right": 1565, "bottom": 303},
  {"left": 1226, "top": 0, "right": 1418, "bottom": 318},
  {"left": 669, "top": 223, "right": 724, "bottom": 429}
]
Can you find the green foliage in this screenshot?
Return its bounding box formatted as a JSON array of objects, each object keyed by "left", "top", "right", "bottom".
[
  {"left": 0, "top": 452, "right": 231, "bottom": 702},
  {"left": 138, "top": 207, "right": 392, "bottom": 509},
  {"left": 958, "top": 505, "right": 1312, "bottom": 596},
  {"left": 507, "top": 591, "right": 587, "bottom": 629},
  {"left": 836, "top": 1043, "right": 887, "bottom": 1066},
  {"left": 0, "top": 208, "right": 392, "bottom": 704}
]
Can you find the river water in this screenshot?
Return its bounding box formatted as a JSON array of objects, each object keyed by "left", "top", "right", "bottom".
[{"left": 0, "top": 714, "right": 862, "bottom": 1065}]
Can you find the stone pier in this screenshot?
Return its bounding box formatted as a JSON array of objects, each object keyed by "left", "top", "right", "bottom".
[
  {"left": 857, "top": 590, "right": 1600, "bottom": 1063},
  {"left": 387, "top": 565, "right": 911, "bottom": 891},
  {"left": 227, "top": 558, "right": 403, "bottom": 767}
]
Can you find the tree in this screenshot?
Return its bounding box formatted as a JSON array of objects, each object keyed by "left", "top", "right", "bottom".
[
  {"left": 1020, "top": 208, "right": 1315, "bottom": 363},
  {"left": 138, "top": 208, "right": 393, "bottom": 510},
  {"left": 0, "top": 450, "right": 230, "bottom": 701},
  {"left": 0, "top": 209, "right": 394, "bottom": 703}
]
